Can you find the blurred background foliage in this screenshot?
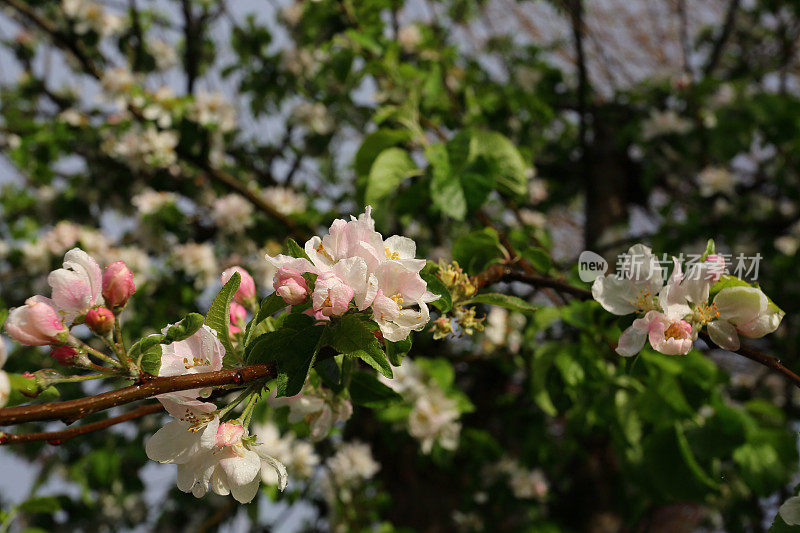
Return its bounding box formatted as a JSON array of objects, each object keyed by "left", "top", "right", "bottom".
[{"left": 0, "top": 0, "right": 800, "bottom": 531}]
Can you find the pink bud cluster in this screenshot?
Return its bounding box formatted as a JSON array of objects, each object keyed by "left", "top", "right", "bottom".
[{"left": 4, "top": 248, "right": 136, "bottom": 348}]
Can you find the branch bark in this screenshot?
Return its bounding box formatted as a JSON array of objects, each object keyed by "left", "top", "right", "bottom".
[
  {"left": 0, "top": 403, "right": 164, "bottom": 445},
  {"left": 0, "top": 363, "right": 275, "bottom": 426}
]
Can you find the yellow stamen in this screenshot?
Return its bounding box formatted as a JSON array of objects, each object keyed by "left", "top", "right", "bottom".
[{"left": 385, "top": 247, "right": 400, "bottom": 260}]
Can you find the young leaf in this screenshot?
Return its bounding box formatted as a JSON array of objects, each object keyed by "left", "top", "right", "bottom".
[
  {"left": 162, "top": 313, "right": 204, "bottom": 344},
  {"left": 464, "top": 293, "right": 536, "bottom": 314},
  {"left": 355, "top": 129, "right": 412, "bottom": 178},
  {"left": 452, "top": 228, "right": 503, "bottom": 275},
  {"left": 285, "top": 238, "right": 310, "bottom": 260},
  {"left": 386, "top": 336, "right": 412, "bottom": 366},
  {"left": 701, "top": 239, "right": 716, "bottom": 260},
  {"left": 205, "top": 271, "right": 240, "bottom": 364},
  {"left": 709, "top": 274, "right": 752, "bottom": 296},
  {"left": 522, "top": 247, "right": 552, "bottom": 273},
  {"left": 139, "top": 343, "right": 163, "bottom": 376},
  {"left": 327, "top": 315, "right": 392, "bottom": 378},
  {"left": 349, "top": 370, "right": 402, "bottom": 407},
  {"left": 244, "top": 293, "right": 288, "bottom": 345},
  {"left": 469, "top": 131, "right": 529, "bottom": 197},
  {"left": 365, "top": 147, "right": 419, "bottom": 205},
  {"left": 420, "top": 261, "right": 452, "bottom": 313}
]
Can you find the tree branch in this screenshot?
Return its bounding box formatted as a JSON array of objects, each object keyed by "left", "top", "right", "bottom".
[
  {"left": 0, "top": 403, "right": 164, "bottom": 445},
  {"left": 0, "top": 363, "right": 275, "bottom": 426},
  {"left": 703, "top": 0, "right": 741, "bottom": 77}
]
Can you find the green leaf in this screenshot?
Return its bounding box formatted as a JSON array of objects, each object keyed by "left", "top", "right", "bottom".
[
  {"left": 138, "top": 341, "right": 163, "bottom": 376},
  {"left": 247, "top": 314, "right": 325, "bottom": 396},
  {"left": 349, "top": 370, "right": 402, "bottom": 407},
  {"left": 464, "top": 293, "right": 536, "bottom": 314},
  {"left": 452, "top": 228, "right": 503, "bottom": 275},
  {"left": 386, "top": 336, "right": 412, "bottom": 366},
  {"left": 469, "top": 131, "right": 529, "bottom": 197},
  {"left": 162, "top": 313, "right": 204, "bottom": 344},
  {"left": 365, "top": 147, "right": 419, "bottom": 205},
  {"left": 420, "top": 261, "right": 452, "bottom": 313},
  {"left": 522, "top": 247, "right": 552, "bottom": 273},
  {"left": 327, "top": 315, "right": 392, "bottom": 378},
  {"left": 205, "top": 271, "right": 240, "bottom": 365},
  {"left": 285, "top": 238, "right": 310, "bottom": 260},
  {"left": 427, "top": 143, "right": 466, "bottom": 220},
  {"left": 530, "top": 343, "right": 558, "bottom": 416},
  {"left": 355, "top": 129, "right": 412, "bottom": 177},
  {"left": 18, "top": 496, "right": 61, "bottom": 514},
  {"left": 316, "top": 357, "right": 342, "bottom": 392},
  {"left": 675, "top": 423, "right": 720, "bottom": 490},
  {"left": 709, "top": 274, "right": 751, "bottom": 296}
]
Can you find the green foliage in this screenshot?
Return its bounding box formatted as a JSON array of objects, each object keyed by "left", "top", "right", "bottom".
[
  {"left": 349, "top": 370, "right": 402, "bottom": 407},
  {"left": 365, "top": 148, "right": 419, "bottom": 205},
  {"left": 451, "top": 228, "right": 503, "bottom": 275},
  {"left": 161, "top": 313, "right": 204, "bottom": 344},
  {"left": 205, "top": 271, "right": 241, "bottom": 365},
  {"left": 326, "top": 315, "right": 393, "bottom": 378},
  {"left": 419, "top": 262, "right": 452, "bottom": 313}
]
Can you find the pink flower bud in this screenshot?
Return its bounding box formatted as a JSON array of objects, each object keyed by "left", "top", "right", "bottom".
[
  {"left": 215, "top": 421, "right": 244, "bottom": 447},
  {"left": 86, "top": 307, "right": 115, "bottom": 335},
  {"left": 221, "top": 266, "right": 256, "bottom": 305},
  {"left": 312, "top": 272, "right": 354, "bottom": 317},
  {"left": 51, "top": 345, "right": 79, "bottom": 365},
  {"left": 5, "top": 297, "right": 67, "bottom": 346},
  {"left": 230, "top": 302, "right": 247, "bottom": 326},
  {"left": 102, "top": 261, "right": 136, "bottom": 309},
  {"left": 274, "top": 267, "right": 309, "bottom": 305}
]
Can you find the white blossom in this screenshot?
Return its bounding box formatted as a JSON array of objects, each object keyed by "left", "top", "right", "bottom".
[
  {"left": 132, "top": 189, "right": 178, "bottom": 216},
  {"left": 172, "top": 242, "right": 218, "bottom": 288},
  {"left": 262, "top": 186, "right": 307, "bottom": 216},
  {"left": 697, "top": 167, "right": 735, "bottom": 197},
  {"left": 211, "top": 194, "right": 254, "bottom": 233}
]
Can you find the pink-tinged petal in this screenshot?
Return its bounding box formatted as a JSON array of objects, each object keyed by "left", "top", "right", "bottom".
[
  {"left": 5, "top": 298, "right": 66, "bottom": 346},
  {"left": 215, "top": 422, "right": 245, "bottom": 447},
  {"left": 221, "top": 266, "right": 256, "bottom": 304},
  {"left": 63, "top": 248, "right": 103, "bottom": 304},
  {"left": 707, "top": 320, "right": 740, "bottom": 351},
  {"left": 274, "top": 267, "right": 309, "bottom": 305}
]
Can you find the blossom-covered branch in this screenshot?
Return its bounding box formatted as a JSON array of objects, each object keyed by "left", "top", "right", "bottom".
[{"left": 0, "top": 403, "right": 164, "bottom": 445}]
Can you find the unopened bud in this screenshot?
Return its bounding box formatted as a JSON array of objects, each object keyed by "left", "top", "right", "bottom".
[
  {"left": 86, "top": 307, "right": 115, "bottom": 335},
  {"left": 102, "top": 261, "right": 136, "bottom": 309},
  {"left": 50, "top": 345, "right": 79, "bottom": 365}
]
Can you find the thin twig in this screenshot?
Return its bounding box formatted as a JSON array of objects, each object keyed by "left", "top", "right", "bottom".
[
  {"left": 0, "top": 363, "right": 275, "bottom": 426},
  {"left": 0, "top": 403, "right": 164, "bottom": 445}
]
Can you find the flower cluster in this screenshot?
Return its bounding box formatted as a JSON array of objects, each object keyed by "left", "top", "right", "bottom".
[
  {"left": 251, "top": 421, "right": 320, "bottom": 486},
  {"left": 380, "top": 358, "right": 462, "bottom": 453},
  {"left": 266, "top": 206, "right": 437, "bottom": 342},
  {"left": 431, "top": 261, "right": 484, "bottom": 339},
  {"left": 592, "top": 244, "right": 784, "bottom": 356}
]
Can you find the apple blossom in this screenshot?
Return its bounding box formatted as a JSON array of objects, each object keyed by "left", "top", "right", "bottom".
[
  {"left": 408, "top": 390, "right": 462, "bottom": 453},
  {"left": 221, "top": 266, "right": 256, "bottom": 305},
  {"left": 5, "top": 297, "right": 68, "bottom": 346},
  {"left": 47, "top": 248, "right": 103, "bottom": 321},
  {"left": 85, "top": 307, "right": 115, "bottom": 335},
  {"left": 251, "top": 421, "right": 320, "bottom": 486},
  {"left": 274, "top": 267, "right": 309, "bottom": 305},
  {"left": 591, "top": 244, "right": 664, "bottom": 316},
  {"left": 268, "top": 385, "right": 353, "bottom": 441},
  {"left": 102, "top": 261, "right": 135, "bottom": 308},
  {"left": 707, "top": 286, "right": 785, "bottom": 351}
]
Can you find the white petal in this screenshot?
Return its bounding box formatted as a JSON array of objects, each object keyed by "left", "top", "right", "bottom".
[
  {"left": 713, "top": 287, "right": 766, "bottom": 326},
  {"left": 262, "top": 454, "right": 288, "bottom": 491},
  {"left": 384, "top": 235, "right": 416, "bottom": 259},
  {"left": 230, "top": 476, "right": 262, "bottom": 504},
  {"left": 63, "top": 248, "right": 103, "bottom": 303},
  {"left": 145, "top": 420, "right": 201, "bottom": 464},
  {"left": 780, "top": 496, "right": 800, "bottom": 525},
  {"left": 219, "top": 448, "right": 261, "bottom": 487},
  {"left": 616, "top": 325, "right": 648, "bottom": 357},
  {"left": 591, "top": 275, "right": 637, "bottom": 315},
  {"left": 707, "top": 320, "right": 740, "bottom": 351},
  {"left": 211, "top": 466, "right": 231, "bottom": 496}
]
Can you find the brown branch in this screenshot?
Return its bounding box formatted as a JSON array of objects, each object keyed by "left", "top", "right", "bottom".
[
  {"left": 0, "top": 0, "right": 311, "bottom": 241},
  {"left": 699, "top": 332, "right": 800, "bottom": 389},
  {"left": 703, "top": 0, "right": 741, "bottom": 77},
  {"left": 0, "top": 403, "right": 164, "bottom": 445},
  {"left": 0, "top": 363, "right": 275, "bottom": 427}
]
